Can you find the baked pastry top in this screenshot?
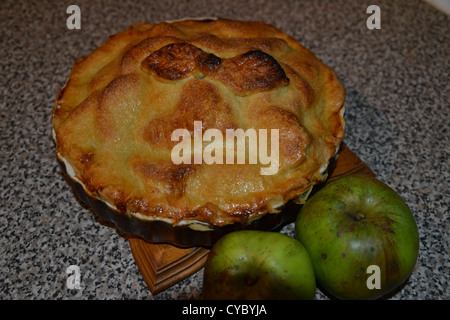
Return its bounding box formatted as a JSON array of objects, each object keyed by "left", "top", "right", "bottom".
[{"left": 52, "top": 18, "right": 345, "bottom": 229}]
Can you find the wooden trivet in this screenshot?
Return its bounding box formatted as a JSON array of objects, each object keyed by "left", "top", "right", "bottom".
[{"left": 127, "top": 144, "right": 375, "bottom": 295}]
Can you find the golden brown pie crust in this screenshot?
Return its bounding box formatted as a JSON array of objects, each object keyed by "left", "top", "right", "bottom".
[{"left": 52, "top": 18, "right": 345, "bottom": 229}]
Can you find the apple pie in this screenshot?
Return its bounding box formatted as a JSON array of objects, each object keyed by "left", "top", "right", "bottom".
[{"left": 52, "top": 18, "right": 345, "bottom": 246}]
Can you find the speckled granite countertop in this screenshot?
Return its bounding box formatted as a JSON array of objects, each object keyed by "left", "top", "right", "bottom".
[{"left": 1, "top": 0, "right": 448, "bottom": 300}]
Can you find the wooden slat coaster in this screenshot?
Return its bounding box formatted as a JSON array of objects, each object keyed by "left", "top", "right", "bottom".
[
  {"left": 128, "top": 240, "right": 209, "bottom": 295},
  {"left": 328, "top": 144, "right": 375, "bottom": 182},
  {"left": 127, "top": 145, "right": 375, "bottom": 295}
]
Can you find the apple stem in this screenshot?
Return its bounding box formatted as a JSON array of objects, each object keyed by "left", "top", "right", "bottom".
[{"left": 348, "top": 211, "right": 365, "bottom": 221}]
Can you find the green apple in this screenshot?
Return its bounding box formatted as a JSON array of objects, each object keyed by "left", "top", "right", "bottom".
[
  {"left": 202, "top": 230, "right": 316, "bottom": 300},
  {"left": 295, "top": 174, "right": 419, "bottom": 300}
]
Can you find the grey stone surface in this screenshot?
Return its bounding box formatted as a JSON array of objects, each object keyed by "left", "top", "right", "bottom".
[{"left": 0, "top": 0, "right": 448, "bottom": 300}]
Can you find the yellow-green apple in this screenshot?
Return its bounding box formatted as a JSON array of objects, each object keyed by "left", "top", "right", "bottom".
[
  {"left": 295, "top": 174, "right": 419, "bottom": 299},
  {"left": 203, "top": 230, "right": 316, "bottom": 300}
]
